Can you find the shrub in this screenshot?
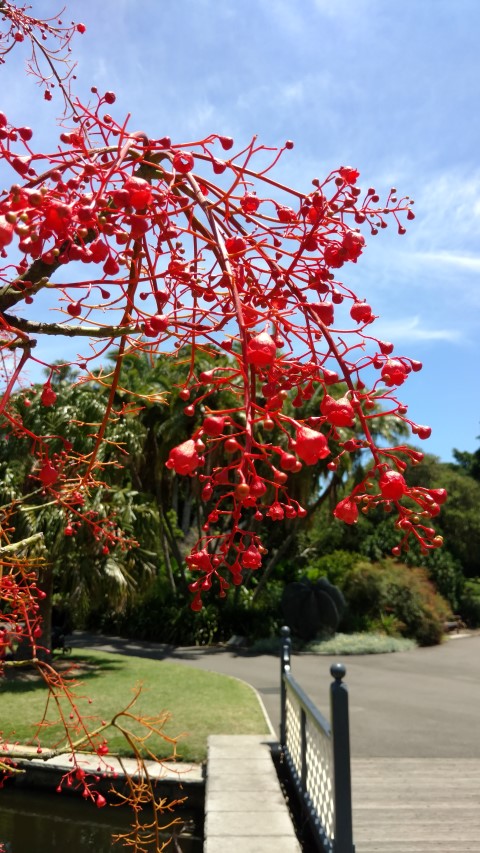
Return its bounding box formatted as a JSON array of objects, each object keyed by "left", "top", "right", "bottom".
[
  {"left": 341, "top": 559, "right": 451, "bottom": 646},
  {"left": 92, "top": 577, "right": 284, "bottom": 646},
  {"left": 304, "top": 549, "right": 366, "bottom": 588},
  {"left": 459, "top": 580, "right": 480, "bottom": 628}
]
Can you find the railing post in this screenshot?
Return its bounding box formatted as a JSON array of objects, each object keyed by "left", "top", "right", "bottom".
[
  {"left": 279, "top": 625, "right": 291, "bottom": 746},
  {"left": 330, "top": 663, "right": 355, "bottom": 853}
]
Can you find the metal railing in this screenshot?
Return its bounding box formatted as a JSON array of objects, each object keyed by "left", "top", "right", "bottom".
[{"left": 279, "top": 626, "right": 355, "bottom": 853}]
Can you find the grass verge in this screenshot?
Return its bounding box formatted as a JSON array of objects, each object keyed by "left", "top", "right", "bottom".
[
  {"left": 0, "top": 650, "right": 269, "bottom": 763},
  {"left": 250, "top": 632, "right": 417, "bottom": 655}
]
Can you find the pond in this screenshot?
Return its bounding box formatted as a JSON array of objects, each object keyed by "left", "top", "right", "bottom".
[{"left": 0, "top": 788, "right": 203, "bottom": 852}]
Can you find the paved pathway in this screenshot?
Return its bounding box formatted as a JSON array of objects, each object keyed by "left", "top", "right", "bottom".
[
  {"left": 71, "top": 632, "right": 480, "bottom": 851},
  {"left": 71, "top": 631, "right": 480, "bottom": 757}
]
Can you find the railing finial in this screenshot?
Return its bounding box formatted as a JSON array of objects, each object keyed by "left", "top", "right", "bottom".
[{"left": 330, "top": 662, "right": 346, "bottom": 681}]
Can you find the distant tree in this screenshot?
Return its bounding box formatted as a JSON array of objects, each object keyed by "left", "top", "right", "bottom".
[{"left": 452, "top": 442, "right": 480, "bottom": 482}]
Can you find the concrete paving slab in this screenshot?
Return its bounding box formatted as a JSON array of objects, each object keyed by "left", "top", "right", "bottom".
[
  {"left": 205, "top": 735, "right": 300, "bottom": 851},
  {"left": 205, "top": 837, "right": 302, "bottom": 853},
  {"left": 207, "top": 789, "right": 287, "bottom": 810},
  {"left": 206, "top": 809, "right": 299, "bottom": 835}
]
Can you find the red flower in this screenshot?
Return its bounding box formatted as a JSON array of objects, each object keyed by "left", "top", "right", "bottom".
[
  {"left": 40, "top": 383, "right": 57, "bottom": 406},
  {"left": 350, "top": 301, "right": 374, "bottom": 324},
  {"left": 267, "top": 502, "right": 284, "bottom": 521},
  {"left": 379, "top": 470, "right": 407, "bottom": 500},
  {"left": 165, "top": 440, "right": 200, "bottom": 475},
  {"left": 381, "top": 359, "right": 409, "bottom": 387},
  {"left": 342, "top": 230, "right": 365, "bottom": 262},
  {"left": 276, "top": 205, "right": 297, "bottom": 223},
  {"left": 241, "top": 546, "right": 262, "bottom": 569},
  {"left": 0, "top": 216, "right": 14, "bottom": 248},
  {"left": 311, "top": 301, "right": 334, "bottom": 325},
  {"left": 225, "top": 236, "right": 247, "bottom": 256},
  {"left": 123, "top": 176, "right": 153, "bottom": 210},
  {"left": 320, "top": 394, "right": 355, "bottom": 427},
  {"left": 324, "top": 243, "right": 346, "bottom": 269},
  {"left": 295, "top": 426, "right": 330, "bottom": 465},
  {"left": 334, "top": 497, "right": 358, "bottom": 524},
  {"left": 339, "top": 166, "right": 360, "bottom": 185},
  {"left": 172, "top": 151, "right": 194, "bottom": 173},
  {"left": 240, "top": 193, "right": 260, "bottom": 214},
  {"left": 247, "top": 332, "right": 276, "bottom": 368}
]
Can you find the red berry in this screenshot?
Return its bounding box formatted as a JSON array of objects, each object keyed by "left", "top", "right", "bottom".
[
  {"left": 40, "top": 383, "right": 57, "bottom": 406},
  {"left": 19, "top": 127, "right": 33, "bottom": 142},
  {"left": 39, "top": 461, "right": 58, "bottom": 487},
  {"left": 149, "top": 314, "right": 168, "bottom": 334},
  {"left": 219, "top": 136, "right": 234, "bottom": 150},
  {"left": 76, "top": 23, "right": 86, "bottom": 33},
  {"left": 67, "top": 302, "right": 82, "bottom": 317},
  {"left": 240, "top": 193, "right": 260, "bottom": 214},
  {"left": 172, "top": 151, "right": 194, "bottom": 174},
  {"left": 202, "top": 415, "right": 226, "bottom": 436},
  {"left": 104, "top": 91, "right": 116, "bottom": 104},
  {"left": 0, "top": 216, "right": 14, "bottom": 248}
]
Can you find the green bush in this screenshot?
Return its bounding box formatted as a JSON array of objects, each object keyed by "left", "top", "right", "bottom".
[
  {"left": 341, "top": 559, "right": 451, "bottom": 646},
  {"left": 459, "top": 580, "right": 480, "bottom": 627},
  {"left": 91, "top": 576, "right": 284, "bottom": 646},
  {"left": 304, "top": 549, "right": 366, "bottom": 588}
]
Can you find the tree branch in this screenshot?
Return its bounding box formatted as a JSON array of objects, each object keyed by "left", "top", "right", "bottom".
[
  {"left": 0, "top": 532, "right": 44, "bottom": 554},
  {"left": 2, "top": 313, "right": 136, "bottom": 338}
]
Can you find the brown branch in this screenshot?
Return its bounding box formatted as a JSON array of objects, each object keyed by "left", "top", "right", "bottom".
[
  {"left": 2, "top": 313, "right": 136, "bottom": 338},
  {"left": 0, "top": 532, "right": 44, "bottom": 554}
]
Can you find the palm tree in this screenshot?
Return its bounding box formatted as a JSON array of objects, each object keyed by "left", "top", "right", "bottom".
[{"left": 0, "top": 370, "right": 159, "bottom": 649}]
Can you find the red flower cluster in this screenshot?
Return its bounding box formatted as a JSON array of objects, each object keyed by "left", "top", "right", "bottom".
[{"left": 0, "top": 29, "right": 445, "bottom": 610}]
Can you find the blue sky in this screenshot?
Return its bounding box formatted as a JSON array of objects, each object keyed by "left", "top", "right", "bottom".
[{"left": 3, "top": 0, "right": 479, "bottom": 461}]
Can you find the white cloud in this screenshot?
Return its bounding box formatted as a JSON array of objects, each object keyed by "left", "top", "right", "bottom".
[
  {"left": 409, "top": 169, "right": 480, "bottom": 251},
  {"left": 372, "top": 315, "right": 464, "bottom": 344},
  {"left": 412, "top": 251, "right": 480, "bottom": 272}
]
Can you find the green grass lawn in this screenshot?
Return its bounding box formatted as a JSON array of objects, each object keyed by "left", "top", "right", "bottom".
[{"left": 0, "top": 650, "right": 269, "bottom": 763}]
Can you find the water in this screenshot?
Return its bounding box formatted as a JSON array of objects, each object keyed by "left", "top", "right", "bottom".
[{"left": 0, "top": 788, "right": 203, "bottom": 852}]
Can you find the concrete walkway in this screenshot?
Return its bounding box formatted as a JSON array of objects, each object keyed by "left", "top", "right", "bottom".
[{"left": 204, "top": 736, "right": 301, "bottom": 853}]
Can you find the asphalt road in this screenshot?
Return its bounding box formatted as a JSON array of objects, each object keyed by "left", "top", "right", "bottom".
[{"left": 71, "top": 631, "right": 480, "bottom": 759}]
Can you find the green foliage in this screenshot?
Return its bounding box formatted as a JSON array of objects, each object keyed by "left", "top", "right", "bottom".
[
  {"left": 459, "top": 579, "right": 480, "bottom": 628},
  {"left": 95, "top": 577, "right": 284, "bottom": 646},
  {"left": 341, "top": 559, "right": 451, "bottom": 646},
  {"left": 249, "top": 632, "right": 416, "bottom": 655},
  {"left": 452, "top": 445, "right": 480, "bottom": 482},
  {"left": 304, "top": 549, "right": 366, "bottom": 588},
  {"left": 406, "top": 453, "right": 480, "bottom": 578},
  {"left": 306, "top": 632, "right": 416, "bottom": 655}
]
